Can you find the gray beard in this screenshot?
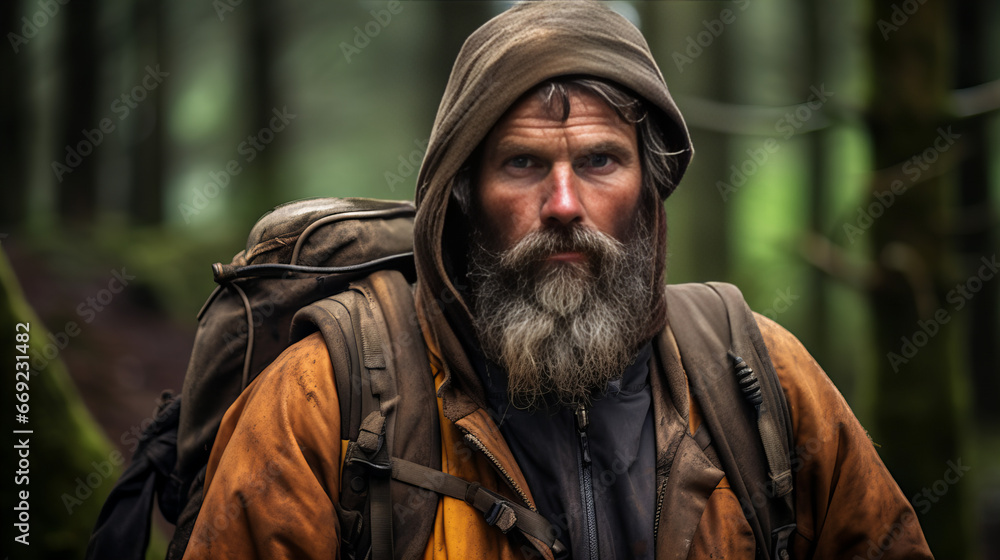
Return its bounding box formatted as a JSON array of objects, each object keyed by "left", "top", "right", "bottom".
[{"left": 468, "top": 219, "right": 658, "bottom": 408}]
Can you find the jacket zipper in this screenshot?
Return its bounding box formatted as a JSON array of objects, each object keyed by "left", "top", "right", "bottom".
[
  {"left": 463, "top": 432, "right": 534, "bottom": 509},
  {"left": 575, "top": 404, "right": 599, "bottom": 560},
  {"left": 653, "top": 479, "right": 666, "bottom": 541}
]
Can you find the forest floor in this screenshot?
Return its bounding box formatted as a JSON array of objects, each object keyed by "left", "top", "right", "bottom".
[
  {"left": 6, "top": 238, "right": 197, "bottom": 544},
  {"left": 8, "top": 241, "right": 193, "bottom": 445}
]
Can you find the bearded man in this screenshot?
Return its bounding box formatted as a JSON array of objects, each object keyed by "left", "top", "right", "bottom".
[{"left": 182, "top": 2, "right": 933, "bottom": 559}]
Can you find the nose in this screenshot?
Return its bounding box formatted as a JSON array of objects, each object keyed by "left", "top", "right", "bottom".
[{"left": 540, "top": 163, "right": 584, "bottom": 227}]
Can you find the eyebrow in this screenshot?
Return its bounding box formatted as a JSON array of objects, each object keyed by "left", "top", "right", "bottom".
[
  {"left": 491, "top": 141, "right": 537, "bottom": 160},
  {"left": 583, "top": 140, "right": 634, "bottom": 162},
  {"left": 490, "top": 139, "right": 635, "bottom": 162}
]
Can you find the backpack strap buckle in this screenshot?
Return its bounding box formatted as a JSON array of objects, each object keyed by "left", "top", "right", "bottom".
[
  {"left": 356, "top": 411, "right": 385, "bottom": 454},
  {"left": 768, "top": 470, "right": 793, "bottom": 498},
  {"left": 345, "top": 411, "right": 390, "bottom": 471},
  {"left": 484, "top": 500, "right": 517, "bottom": 533}
]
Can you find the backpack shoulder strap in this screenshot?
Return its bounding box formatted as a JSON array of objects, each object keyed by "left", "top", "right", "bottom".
[
  {"left": 291, "top": 270, "right": 566, "bottom": 560},
  {"left": 663, "top": 282, "right": 795, "bottom": 560},
  {"left": 291, "top": 268, "right": 439, "bottom": 560}
]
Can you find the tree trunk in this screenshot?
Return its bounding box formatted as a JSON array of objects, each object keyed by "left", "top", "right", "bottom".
[
  {"left": 428, "top": 2, "right": 495, "bottom": 106},
  {"left": 239, "top": 0, "right": 282, "bottom": 225},
  {"left": 865, "top": 1, "right": 966, "bottom": 556},
  {"left": 55, "top": 2, "right": 100, "bottom": 227},
  {"left": 128, "top": 0, "right": 166, "bottom": 225},
  {"left": 952, "top": 0, "right": 999, "bottom": 428},
  {"left": 0, "top": 2, "right": 30, "bottom": 229},
  {"left": 641, "top": 1, "right": 731, "bottom": 284},
  {"left": 804, "top": 0, "right": 830, "bottom": 363}
]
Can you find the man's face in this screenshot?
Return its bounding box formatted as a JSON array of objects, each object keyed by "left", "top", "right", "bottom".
[
  {"left": 467, "top": 86, "right": 658, "bottom": 408},
  {"left": 475, "top": 89, "right": 645, "bottom": 254}
]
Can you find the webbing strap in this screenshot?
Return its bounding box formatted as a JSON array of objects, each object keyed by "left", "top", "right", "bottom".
[
  {"left": 390, "top": 458, "right": 566, "bottom": 555},
  {"left": 350, "top": 411, "right": 393, "bottom": 560},
  {"left": 758, "top": 411, "right": 793, "bottom": 497},
  {"left": 731, "top": 293, "right": 793, "bottom": 499},
  {"left": 356, "top": 411, "right": 384, "bottom": 454},
  {"left": 369, "top": 473, "right": 393, "bottom": 560}
]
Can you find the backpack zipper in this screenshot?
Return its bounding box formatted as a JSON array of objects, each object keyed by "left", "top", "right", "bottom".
[{"left": 575, "top": 404, "right": 599, "bottom": 560}]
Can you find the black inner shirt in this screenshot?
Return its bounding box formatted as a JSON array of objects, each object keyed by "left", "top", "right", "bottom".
[{"left": 474, "top": 343, "right": 657, "bottom": 560}]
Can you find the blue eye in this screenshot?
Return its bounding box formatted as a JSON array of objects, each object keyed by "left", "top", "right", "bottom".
[
  {"left": 509, "top": 156, "right": 532, "bottom": 168},
  {"left": 589, "top": 154, "right": 610, "bottom": 167}
]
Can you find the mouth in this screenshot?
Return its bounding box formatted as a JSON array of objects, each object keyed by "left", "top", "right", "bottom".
[
  {"left": 542, "top": 251, "right": 590, "bottom": 268},
  {"left": 545, "top": 251, "right": 587, "bottom": 264}
]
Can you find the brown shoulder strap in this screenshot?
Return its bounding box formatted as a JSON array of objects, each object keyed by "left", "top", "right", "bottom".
[
  {"left": 291, "top": 269, "right": 440, "bottom": 560},
  {"left": 664, "top": 282, "right": 795, "bottom": 560}
]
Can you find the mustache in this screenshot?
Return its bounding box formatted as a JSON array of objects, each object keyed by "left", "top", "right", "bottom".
[
  {"left": 468, "top": 218, "right": 658, "bottom": 408},
  {"left": 496, "top": 225, "right": 625, "bottom": 273}
]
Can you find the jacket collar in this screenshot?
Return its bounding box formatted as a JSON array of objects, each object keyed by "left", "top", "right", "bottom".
[{"left": 420, "top": 310, "right": 725, "bottom": 558}]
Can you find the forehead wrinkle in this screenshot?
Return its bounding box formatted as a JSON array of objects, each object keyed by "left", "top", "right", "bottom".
[
  {"left": 497, "top": 90, "right": 631, "bottom": 131},
  {"left": 491, "top": 125, "right": 634, "bottom": 159},
  {"left": 481, "top": 90, "right": 640, "bottom": 169}
]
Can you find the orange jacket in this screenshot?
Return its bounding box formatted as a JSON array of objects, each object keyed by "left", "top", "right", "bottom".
[{"left": 182, "top": 314, "right": 932, "bottom": 559}]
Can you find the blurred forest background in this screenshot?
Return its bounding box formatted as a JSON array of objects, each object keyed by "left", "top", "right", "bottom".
[{"left": 1, "top": 0, "right": 998, "bottom": 558}]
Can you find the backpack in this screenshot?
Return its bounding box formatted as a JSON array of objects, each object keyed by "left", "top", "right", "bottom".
[
  {"left": 86, "top": 197, "right": 795, "bottom": 560},
  {"left": 85, "top": 197, "right": 562, "bottom": 560},
  {"left": 85, "top": 197, "right": 418, "bottom": 559}
]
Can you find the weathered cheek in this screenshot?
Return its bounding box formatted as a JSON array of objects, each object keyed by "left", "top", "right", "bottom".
[
  {"left": 478, "top": 196, "right": 521, "bottom": 248},
  {"left": 604, "top": 188, "right": 644, "bottom": 240},
  {"left": 507, "top": 208, "right": 537, "bottom": 246},
  {"left": 500, "top": 189, "right": 541, "bottom": 232}
]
